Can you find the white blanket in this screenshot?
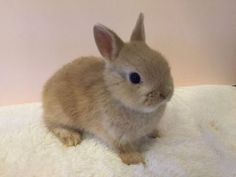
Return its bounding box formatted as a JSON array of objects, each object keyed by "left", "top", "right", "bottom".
[{"left": 0, "top": 85, "right": 236, "bottom": 177}]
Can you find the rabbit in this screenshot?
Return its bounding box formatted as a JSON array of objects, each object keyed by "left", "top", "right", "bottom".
[{"left": 42, "top": 13, "right": 174, "bottom": 165}]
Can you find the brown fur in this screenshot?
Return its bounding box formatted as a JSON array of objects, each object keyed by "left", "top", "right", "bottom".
[{"left": 42, "top": 13, "right": 174, "bottom": 165}]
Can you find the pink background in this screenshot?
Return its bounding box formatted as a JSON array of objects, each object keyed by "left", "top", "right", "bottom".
[{"left": 1, "top": 0, "right": 236, "bottom": 106}]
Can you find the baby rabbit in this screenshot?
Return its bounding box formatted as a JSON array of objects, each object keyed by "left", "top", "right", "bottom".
[{"left": 42, "top": 13, "right": 174, "bottom": 165}]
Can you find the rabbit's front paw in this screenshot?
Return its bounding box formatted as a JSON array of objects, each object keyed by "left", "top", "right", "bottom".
[
  {"left": 119, "top": 151, "right": 145, "bottom": 165},
  {"left": 52, "top": 128, "right": 82, "bottom": 146}
]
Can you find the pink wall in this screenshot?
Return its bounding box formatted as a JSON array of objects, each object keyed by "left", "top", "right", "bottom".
[{"left": 1, "top": 0, "right": 236, "bottom": 106}]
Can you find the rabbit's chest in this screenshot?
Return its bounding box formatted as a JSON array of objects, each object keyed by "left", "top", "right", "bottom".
[{"left": 103, "top": 109, "right": 162, "bottom": 141}]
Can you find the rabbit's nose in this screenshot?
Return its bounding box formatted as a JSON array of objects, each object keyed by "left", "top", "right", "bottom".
[
  {"left": 159, "top": 93, "right": 166, "bottom": 100},
  {"left": 147, "top": 90, "right": 165, "bottom": 99},
  {"left": 147, "top": 90, "right": 157, "bottom": 98},
  {"left": 147, "top": 89, "right": 168, "bottom": 100}
]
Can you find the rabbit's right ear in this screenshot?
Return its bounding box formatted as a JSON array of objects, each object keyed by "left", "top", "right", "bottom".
[
  {"left": 130, "top": 13, "right": 145, "bottom": 42},
  {"left": 93, "top": 24, "right": 124, "bottom": 61}
]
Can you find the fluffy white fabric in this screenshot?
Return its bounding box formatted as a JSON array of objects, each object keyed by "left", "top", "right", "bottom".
[{"left": 0, "top": 85, "right": 236, "bottom": 177}]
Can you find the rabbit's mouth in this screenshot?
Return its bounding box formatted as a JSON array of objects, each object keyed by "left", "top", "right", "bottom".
[{"left": 141, "top": 99, "right": 167, "bottom": 113}]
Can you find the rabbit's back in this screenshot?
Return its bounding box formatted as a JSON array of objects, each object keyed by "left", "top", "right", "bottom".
[{"left": 42, "top": 57, "right": 106, "bottom": 129}]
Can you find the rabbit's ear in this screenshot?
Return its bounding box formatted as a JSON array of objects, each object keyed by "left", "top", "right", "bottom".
[
  {"left": 94, "top": 24, "right": 124, "bottom": 61},
  {"left": 130, "top": 13, "right": 145, "bottom": 42}
]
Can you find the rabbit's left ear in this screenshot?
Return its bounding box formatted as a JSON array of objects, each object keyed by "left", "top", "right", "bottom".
[{"left": 130, "top": 13, "right": 145, "bottom": 42}]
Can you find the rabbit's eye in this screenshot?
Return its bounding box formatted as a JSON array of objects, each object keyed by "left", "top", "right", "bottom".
[{"left": 129, "top": 72, "right": 141, "bottom": 84}]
